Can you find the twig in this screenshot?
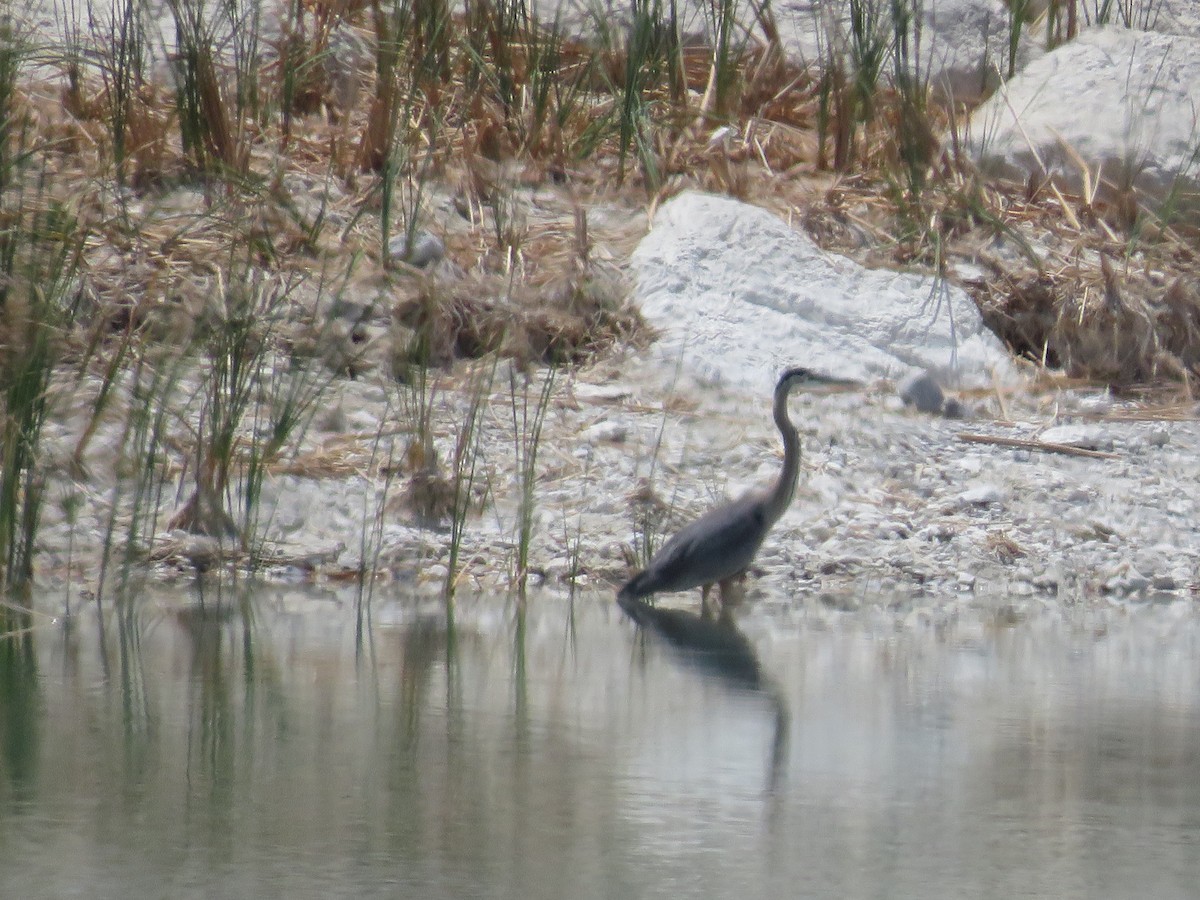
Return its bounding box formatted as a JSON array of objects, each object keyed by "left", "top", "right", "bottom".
[
  {"left": 955, "top": 432, "right": 1119, "bottom": 459},
  {"left": 990, "top": 368, "right": 1010, "bottom": 421}
]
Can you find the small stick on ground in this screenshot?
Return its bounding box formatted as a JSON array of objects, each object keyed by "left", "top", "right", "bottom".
[
  {"left": 991, "top": 369, "right": 1011, "bottom": 421},
  {"left": 955, "top": 432, "right": 1119, "bottom": 459}
]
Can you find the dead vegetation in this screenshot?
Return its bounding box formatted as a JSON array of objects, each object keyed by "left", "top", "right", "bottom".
[
  {"left": 13, "top": 0, "right": 1200, "bottom": 390},
  {"left": 799, "top": 164, "right": 1200, "bottom": 390},
  {"left": 391, "top": 265, "right": 645, "bottom": 371}
]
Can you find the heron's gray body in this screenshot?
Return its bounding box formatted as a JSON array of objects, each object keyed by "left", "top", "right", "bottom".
[
  {"left": 620, "top": 490, "right": 769, "bottom": 598},
  {"left": 618, "top": 367, "right": 849, "bottom": 613}
]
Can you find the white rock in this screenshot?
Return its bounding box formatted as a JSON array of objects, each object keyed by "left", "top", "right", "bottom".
[
  {"left": 388, "top": 230, "right": 445, "bottom": 268},
  {"left": 775, "top": 0, "right": 1041, "bottom": 99},
  {"left": 573, "top": 382, "right": 632, "bottom": 402},
  {"left": 1077, "top": 393, "right": 1114, "bottom": 414},
  {"left": 1106, "top": 566, "right": 1151, "bottom": 594},
  {"left": 584, "top": 421, "right": 628, "bottom": 444},
  {"left": 965, "top": 27, "right": 1200, "bottom": 215},
  {"left": 1145, "top": 427, "right": 1170, "bottom": 447},
  {"left": 958, "top": 483, "right": 1005, "bottom": 506},
  {"left": 631, "top": 192, "right": 1016, "bottom": 396},
  {"left": 957, "top": 455, "right": 985, "bottom": 475},
  {"left": 1039, "top": 424, "right": 1115, "bottom": 451}
]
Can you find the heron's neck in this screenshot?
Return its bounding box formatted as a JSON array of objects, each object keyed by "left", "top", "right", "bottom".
[{"left": 764, "top": 387, "right": 801, "bottom": 525}]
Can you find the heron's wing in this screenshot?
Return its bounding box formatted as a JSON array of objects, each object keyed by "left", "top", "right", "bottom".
[{"left": 640, "top": 492, "right": 769, "bottom": 594}]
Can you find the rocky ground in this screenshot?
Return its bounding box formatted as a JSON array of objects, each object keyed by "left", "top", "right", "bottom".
[
  {"left": 34, "top": 332, "right": 1199, "bottom": 617},
  {"left": 523, "top": 354, "right": 1198, "bottom": 612}
]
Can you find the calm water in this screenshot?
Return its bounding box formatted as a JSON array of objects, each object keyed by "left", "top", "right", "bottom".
[{"left": 2, "top": 585, "right": 1200, "bottom": 899}]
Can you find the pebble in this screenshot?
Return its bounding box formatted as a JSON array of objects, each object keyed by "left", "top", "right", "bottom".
[
  {"left": 1152, "top": 574, "right": 1178, "bottom": 591},
  {"left": 574, "top": 383, "right": 633, "bottom": 403},
  {"left": 1145, "top": 427, "right": 1170, "bottom": 448},
  {"left": 424, "top": 564, "right": 450, "bottom": 581},
  {"left": 898, "top": 371, "right": 945, "bottom": 414},
  {"left": 941, "top": 398, "right": 969, "bottom": 419},
  {"left": 1039, "top": 424, "right": 1115, "bottom": 451},
  {"left": 584, "top": 421, "right": 628, "bottom": 444},
  {"left": 388, "top": 230, "right": 446, "bottom": 268},
  {"left": 957, "top": 484, "right": 1005, "bottom": 507}
]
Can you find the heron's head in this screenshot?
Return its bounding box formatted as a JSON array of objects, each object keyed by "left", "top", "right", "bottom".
[{"left": 776, "top": 367, "right": 859, "bottom": 393}]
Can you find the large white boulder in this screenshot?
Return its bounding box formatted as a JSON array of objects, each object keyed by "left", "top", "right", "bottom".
[
  {"left": 1061, "top": 0, "right": 1200, "bottom": 39},
  {"left": 555, "top": 0, "right": 1038, "bottom": 101},
  {"left": 776, "top": 0, "right": 1042, "bottom": 99},
  {"left": 630, "top": 191, "right": 1015, "bottom": 395},
  {"left": 965, "top": 27, "right": 1200, "bottom": 212}
]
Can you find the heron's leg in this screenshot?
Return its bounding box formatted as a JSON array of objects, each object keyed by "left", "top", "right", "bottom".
[
  {"left": 717, "top": 572, "right": 748, "bottom": 621},
  {"left": 700, "top": 583, "right": 715, "bottom": 620}
]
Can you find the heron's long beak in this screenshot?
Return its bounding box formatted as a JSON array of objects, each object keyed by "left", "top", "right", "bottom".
[{"left": 802, "top": 372, "right": 862, "bottom": 393}]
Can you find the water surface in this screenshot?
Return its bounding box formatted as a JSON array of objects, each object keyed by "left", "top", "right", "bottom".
[{"left": 2, "top": 586, "right": 1199, "bottom": 899}]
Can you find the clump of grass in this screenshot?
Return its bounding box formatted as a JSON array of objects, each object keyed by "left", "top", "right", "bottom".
[
  {"left": 392, "top": 261, "right": 642, "bottom": 373},
  {"left": 1005, "top": 0, "right": 1034, "bottom": 77},
  {"left": 818, "top": 0, "right": 883, "bottom": 171},
  {"left": 882, "top": 0, "right": 940, "bottom": 230},
  {"left": 93, "top": 0, "right": 147, "bottom": 186},
  {"left": 1075, "top": 0, "right": 1166, "bottom": 36},
  {"left": 626, "top": 479, "right": 671, "bottom": 573},
  {"left": 165, "top": 257, "right": 337, "bottom": 570},
  {"left": 611, "top": 0, "right": 681, "bottom": 186},
  {"left": 506, "top": 362, "right": 556, "bottom": 593},
  {"left": 165, "top": 0, "right": 241, "bottom": 174},
  {"left": 394, "top": 364, "right": 460, "bottom": 529},
  {"left": 443, "top": 360, "right": 496, "bottom": 607},
  {"left": 0, "top": 18, "right": 89, "bottom": 589},
  {"left": 559, "top": 448, "right": 590, "bottom": 595},
  {"left": 354, "top": 387, "right": 403, "bottom": 634},
  {"left": 0, "top": 247, "right": 66, "bottom": 590},
  {"left": 96, "top": 345, "right": 187, "bottom": 601},
  {"left": 625, "top": 403, "right": 677, "bottom": 572}
]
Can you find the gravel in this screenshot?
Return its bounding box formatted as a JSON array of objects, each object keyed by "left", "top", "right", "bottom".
[{"left": 31, "top": 351, "right": 1200, "bottom": 609}]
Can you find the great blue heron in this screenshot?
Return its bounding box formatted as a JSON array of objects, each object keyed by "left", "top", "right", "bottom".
[{"left": 618, "top": 367, "right": 850, "bottom": 617}]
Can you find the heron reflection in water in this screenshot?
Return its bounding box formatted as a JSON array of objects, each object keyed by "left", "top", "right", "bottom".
[{"left": 618, "top": 591, "right": 790, "bottom": 795}]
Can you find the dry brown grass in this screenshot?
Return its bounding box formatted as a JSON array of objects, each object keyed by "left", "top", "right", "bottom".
[
  {"left": 10, "top": 2, "right": 1200, "bottom": 391},
  {"left": 797, "top": 157, "right": 1200, "bottom": 387}
]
